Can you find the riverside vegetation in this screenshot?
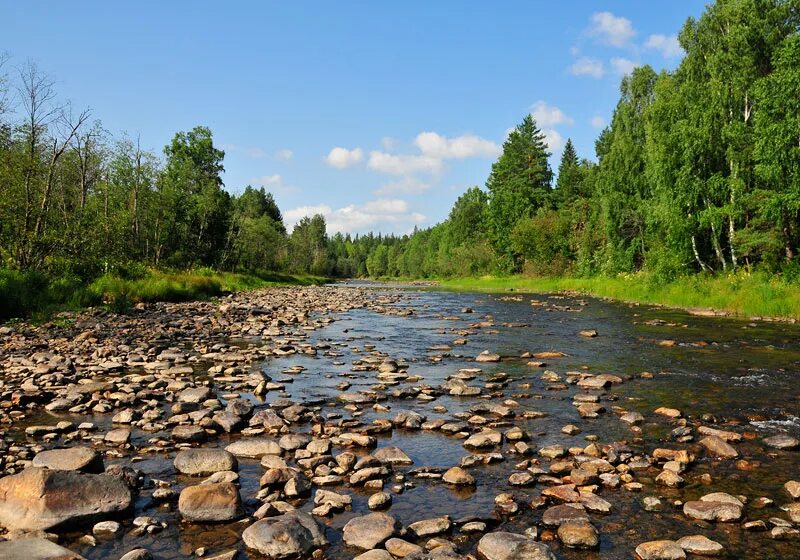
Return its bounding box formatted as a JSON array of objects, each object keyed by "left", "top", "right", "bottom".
[{"left": 3, "top": 1, "right": 800, "bottom": 320}]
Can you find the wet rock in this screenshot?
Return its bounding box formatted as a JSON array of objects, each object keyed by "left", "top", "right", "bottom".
[
  {"left": 355, "top": 551, "right": 394, "bottom": 560},
  {"left": 0, "top": 467, "right": 131, "bottom": 531},
  {"left": 699, "top": 436, "right": 738, "bottom": 459},
  {"left": 93, "top": 520, "right": 121, "bottom": 535},
  {"left": 31, "top": 447, "right": 104, "bottom": 473},
  {"left": 785, "top": 480, "right": 800, "bottom": 499},
  {"left": 343, "top": 512, "right": 400, "bottom": 550},
  {"left": 634, "top": 541, "right": 686, "bottom": 560},
  {"left": 654, "top": 408, "right": 682, "bottom": 419},
  {"left": 368, "top": 491, "right": 392, "bottom": 510},
  {"left": 104, "top": 428, "right": 131, "bottom": 446},
  {"left": 386, "top": 538, "right": 423, "bottom": 558},
  {"left": 172, "top": 425, "right": 207, "bottom": 443},
  {"left": 542, "top": 504, "right": 589, "bottom": 527},
  {"left": 475, "top": 352, "right": 501, "bottom": 363},
  {"left": 676, "top": 535, "right": 724, "bottom": 556},
  {"left": 374, "top": 446, "right": 413, "bottom": 466},
  {"left": 408, "top": 516, "right": 451, "bottom": 538},
  {"left": 226, "top": 438, "right": 281, "bottom": 457},
  {"left": 179, "top": 387, "right": 212, "bottom": 403},
  {"left": 476, "top": 532, "right": 556, "bottom": 560},
  {"left": 557, "top": 521, "right": 599, "bottom": 549},
  {"left": 0, "top": 538, "right": 86, "bottom": 560},
  {"left": 443, "top": 467, "right": 475, "bottom": 485},
  {"left": 763, "top": 434, "right": 799, "bottom": 450},
  {"left": 464, "top": 430, "right": 502, "bottom": 449},
  {"left": 242, "top": 511, "right": 328, "bottom": 559},
  {"left": 683, "top": 493, "right": 743, "bottom": 522},
  {"left": 174, "top": 448, "right": 237, "bottom": 476},
  {"left": 178, "top": 482, "right": 243, "bottom": 522}
]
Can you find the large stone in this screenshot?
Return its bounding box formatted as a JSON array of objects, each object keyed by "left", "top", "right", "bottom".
[
  {"left": 699, "top": 436, "right": 738, "bottom": 459},
  {"left": 174, "top": 448, "right": 237, "bottom": 476},
  {"left": 0, "top": 467, "right": 131, "bottom": 531},
  {"left": 32, "top": 447, "right": 104, "bottom": 473},
  {"left": 557, "top": 521, "right": 599, "bottom": 549},
  {"left": 464, "top": 430, "right": 502, "bottom": 449},
  {"left": 373, "top": 446, "right": 413, "bottom": 465},
  {"left": 408, "top": 516, "right": 451, "bottom": 538},
  {"left": 635, "top": 541, "right": 686, "bottom": 560},
  {"left": 0, "top": 538, "right": 86, "bottom": 560},
  {"left": 763, "top": 434, "right": 800, "bottom": 450},
  {"left": 178, "top": 482, "right": 243, "bottom": 522},
  {"left": 343, "top": 512, "right": 400, "bottom": 550},
  {"left": 542, "top": 504, "right": 589, "bottom": 527},
  {"left": 676, "top": 535, "right": 724, "bottom": 556},
  {"left": 225, "top": 438, "right": 282, "bottom": 457},
  {"left": 683, "top": 494, "right": 742, "bottom": 523},
  {"left": 443, "top": 467, "right": 475, "bottom": 485},
  {"left": 243, "top": 511, "right": 327, "bottom": 559},
  {"left": 477, "top": 532, "right": 557, "bottom": 560}
]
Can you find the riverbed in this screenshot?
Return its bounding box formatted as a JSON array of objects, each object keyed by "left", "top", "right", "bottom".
[{"left": 1, "top": 283, "right": 799, "bottom": 559}]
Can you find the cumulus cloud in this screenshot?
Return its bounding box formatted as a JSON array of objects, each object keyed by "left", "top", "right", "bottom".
[
  {"left": 531, "top": 100, "right": 574, "bottom": 127},
  {"left": 645, "top": 34, "right": 682, "bottom": 58},
  {"left": 381, "top": 136, "right": 396, "bottom": 151},
  {"left": 570, "top": 57, "right": 605, "bottom": 79},
  {"left": 374, "top": 177, "right": 432, "bottom": 197},
  {"left": 414, "top": 131, "right": 500, "bottom": 160},
  {"left": 275, "top": 148, "right": 293, "bottom": 161},
  {"left": 325, "top": 146, "right": 364, "bottom": 169},
  {"left": 284, "top": 198, "right": 426, "bottom": 234},
  {"left": 258, "top": 174, "right": 283, "bottom": 186},
  {"left": 367, "top": 151, "right": 442, "bottom": 176},
  {"left": 611, "top": 57, "right": 639, "bottom": 76},
  {"left": 542, "top": 129, "right": 564, "bottom": 152},
  {"left": 590, "top": 115, "right": 606, "bottom": 128},
  {"left": 589, "top": 11, "right": 636, "bottom": 47}
]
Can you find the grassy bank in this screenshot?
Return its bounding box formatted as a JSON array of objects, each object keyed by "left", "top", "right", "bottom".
[
  {"left": 435, "top": 272, "right": 800, "bottom": 321},
  {"left": 0, "top": 269, "right": 329, "bottom": 321}
]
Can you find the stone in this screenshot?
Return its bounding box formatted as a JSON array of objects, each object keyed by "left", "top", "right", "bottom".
[
  {"left": 92, "top": 520, "right": 121, "bottom": 535},
  {"left": 557, "top": 521, "right": 599, "bottom": 549},
  {"left": 178, "top": 482, "right": 243, "bottom": 522},
  {"left": 242, "top": 511, "right": 328, "bottom": 558},
  {"left": 408, "top": 516, "right": 451, "bottom": 538},
  {"left": 368, "top": 492, "right": 392, "bottom": 510},
  {"left": 634, "top": 541, "right": 686, "bottom": 560},
  {"left": 699, "top": 436, "right": 738, "bottom": 459},
  {"left": 104, "top": 428, "right": 131, "bottom": 445},
  {"left": 355, "top": 551, "right": 394, "bottom": 560},
  {"left": 785, "top": 480, "right": 800, "bottom": 499},
  {"left": 374, "top": 445, "right": 414, "bottom": 465},
  {"left": 464, "top": 430, "right": 502, "bottom": 449},
  {"left": 676, "top": 535, "right": 724, "bottom": 556},
  {"left": 172, "top": 425, "right": 206, "bottom": 443},
  {"left": 226, "top": 438, "right": 281, "bottom": 457},
  {"left": 476, "top": 532, "right": 557, "bottom": 560},
  {"left": 654, "top": 408, "right": 682, "bottom": 419},
  {"left": 385, "top": 538, "right": 423, "bottom": 558},
  {"left": 32, "top": 447, "right": 104, "bottom": 473},
  {"left": 0, "top": 538, "right": 86, "bottom": 560},
  {"left": 542, "top": 504, "right": 589, "bottom": 527},
  {"left": 443, "top": 467, "right": 475, "bottom": 485},
  {"left": 763, "top": 434, "right": 800, "bottom": 450},
  {"left": 174, "top": 448, "right": 238, "bottom": 476},
  {"left": 683, "top": 495, "right": 742, "bottom": 522},
  {"left": 0, "top": 467, "right": 132, "bottom": 531},
  {"left": 343, "top": 513, "right": 400, "bottom": 549},
  {"left": 475, "top": 352, "right": 501, "bottom": 363}
]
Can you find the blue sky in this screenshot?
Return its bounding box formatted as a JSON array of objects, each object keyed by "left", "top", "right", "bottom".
[{"left": 3, "top": 1, "right": 707, "bottom": 235}]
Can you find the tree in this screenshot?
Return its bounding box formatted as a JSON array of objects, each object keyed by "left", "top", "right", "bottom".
[{"left": 486, "top": 115, "right": 552, "bottom": 270}]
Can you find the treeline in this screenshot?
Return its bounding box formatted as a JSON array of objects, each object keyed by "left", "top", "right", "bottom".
[
  {"left": 2, "top": 0, "right": 799, "bottom": 294},
  {"left": 0, "top": 58, "right": 334, "bottom": 280},
  {"left": 327, "top": 0, "right": 800, "bottom": 281}
]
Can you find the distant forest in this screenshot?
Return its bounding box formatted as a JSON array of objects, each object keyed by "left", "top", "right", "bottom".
[{"left": 1, "top": 0, "right": 799, "bottom": 284}]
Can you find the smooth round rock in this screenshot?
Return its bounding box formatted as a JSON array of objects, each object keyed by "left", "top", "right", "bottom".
[
  {"left": 174, "top": 448, "right": 237, "bottom": 476},
  {"left": 32, "top": 447, "right": 104, "bottom": 473}
]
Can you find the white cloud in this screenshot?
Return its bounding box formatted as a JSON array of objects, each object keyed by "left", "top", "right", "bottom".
[
  {"left": 611, "top": 57, "right": 639, "bottom": 76},
  {"left": 531, "top": 100, "right": 574, "bottom": 127},
  {"left": 589, "top": 11, "right": 636, "bottom": 47},
  {"left": 645, "top": 34, "right": 682, "bottom": 58},
  {"left": 542, "top": 129, "right": 564, "bottom": 152},
  {"left": 275, "top": 148, "right": 293, "bottom": 161},
  {"left": 285, "top": 198, "right": 426, "bottom": 234},
  {"left": 590, "top": 115, "right": 606, "bottom": 128},
  {"left": 375, "top": 177, "right": 432, "bottom": 196},
  {"left": 414, "top": 132, "right": 500, "bottom": 160},
  {"left": 245, "top": 147, "right": 267, "bottom": 158},
  {"left": 325, "top": 146, "right": 364, "bottom": 169},
  {"left": 367, "top": 151, "right": 442, "bottom": 175},
  {"left": 569, "top": 57, "right": 605, "bottom": 79}
]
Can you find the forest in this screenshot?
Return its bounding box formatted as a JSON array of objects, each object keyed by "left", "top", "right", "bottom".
[{"left": 1, "top": 0, "right": 799, "bottom": 318}]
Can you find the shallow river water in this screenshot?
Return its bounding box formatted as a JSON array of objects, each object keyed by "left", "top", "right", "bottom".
[{"left": 32, "top": 283, "right": 800, "bottom": 559}]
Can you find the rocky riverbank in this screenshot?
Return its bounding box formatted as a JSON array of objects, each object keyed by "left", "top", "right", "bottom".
[{"left": 0, "top": 285, "right": 798, "bottom": 560}]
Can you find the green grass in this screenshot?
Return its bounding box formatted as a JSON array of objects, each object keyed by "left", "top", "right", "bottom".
[
  {"left": 0, "top": 268, "right": 329, "bottom": 321},
  {"left": 434, "top": 272, "right": 800, "bottom": 321}
]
